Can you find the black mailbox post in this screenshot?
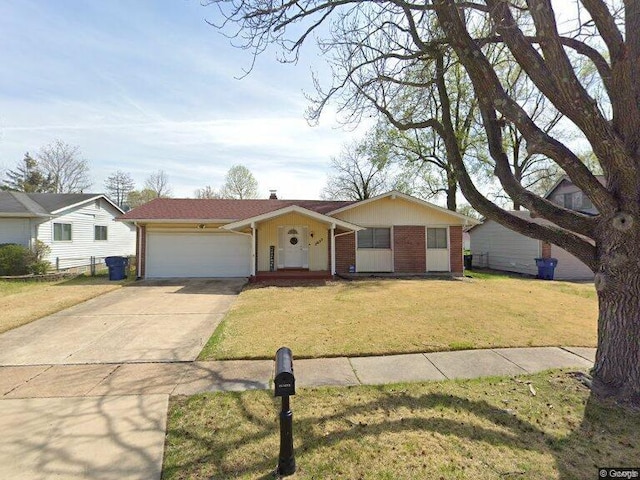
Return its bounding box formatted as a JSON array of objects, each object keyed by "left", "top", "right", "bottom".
[{"left": 274, "top": 347, "right": 296, "bottom": 476}]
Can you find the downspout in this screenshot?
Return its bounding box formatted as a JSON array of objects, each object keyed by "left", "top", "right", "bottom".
[
  {"left": 330, "top": 224, "right": 336, "bottom": 275},
  {"left": 251, "top": 222, "right": 256, "bottom": 277}
]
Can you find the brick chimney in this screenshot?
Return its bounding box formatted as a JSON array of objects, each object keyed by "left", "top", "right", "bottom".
[{"left": 269, "top": 190, "right": 278, "bottom": 200}]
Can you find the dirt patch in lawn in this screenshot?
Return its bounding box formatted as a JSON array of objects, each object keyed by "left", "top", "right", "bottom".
[
  {"left": 0, "top": 275, "right": 123, "bottom": 334},
  {"left": 163, "top": 370, "right": 638, "bottom": 479},
  {"left": 199, "top": 276, "right": 597, "bottom": 360}
]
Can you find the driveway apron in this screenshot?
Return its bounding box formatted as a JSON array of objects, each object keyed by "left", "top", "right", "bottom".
[{"left": 0, "top": 278, "right": 245, "bottom": 365}]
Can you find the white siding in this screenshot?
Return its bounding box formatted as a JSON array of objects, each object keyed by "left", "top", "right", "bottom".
[
  {"left": 551, "top": 245, "right": 594, "bottom": 280},
  {"left": 0, "top": 218, "right": 31, "bottom": 246},
  {"left": 37, "top": 199, "right": 135, "bottom": 269},
  {"left": 469, "top": 220, "right": 539, "bottom": 276}
]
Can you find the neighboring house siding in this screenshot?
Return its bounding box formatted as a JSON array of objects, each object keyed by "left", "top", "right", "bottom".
[
  {"left": 38, "top": 201, "right": 135, "bottom": 269},
  {"left": 449, "top": 226, "right": 463, "bottom": 275},
  {"left": 470, "top": 220, "right": 540, "bottom": 276},
  {"left": 551, "top": 245, "right": 594, "bottom": 280},
  {"left": 393, "top": 226, "right": 426, "bottom": 273},
  {"left": 257, "top": 213, "right": 329, "bottom": 271},
  {"left": 547, "top": 179, "right": 598, "bottom": 215},
  {"left": 0, "top": 218, "right": 31, "bottom": 245},
  {"left": 335, "top": 232, "right": 356, "bottom": 274}
]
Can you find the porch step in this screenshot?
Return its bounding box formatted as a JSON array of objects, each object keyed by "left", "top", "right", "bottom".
[{"left": 251, "top": 270, "right": 332, "bottom": 282}]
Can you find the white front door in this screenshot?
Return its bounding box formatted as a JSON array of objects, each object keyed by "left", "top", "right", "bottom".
[{"left": 284, "top": 227, "right": 304, "bottom": 267}]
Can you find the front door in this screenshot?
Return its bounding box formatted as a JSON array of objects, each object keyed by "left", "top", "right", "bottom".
[{"left": 284, "top": 227, "right": 304, "bottom": 267}]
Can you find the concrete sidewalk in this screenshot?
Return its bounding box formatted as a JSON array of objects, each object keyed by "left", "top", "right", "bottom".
[
  {"left": 0, "top": 346, "right": 595, "bottom": 480},
  {"left": 1, "top": 346, "right": 595, "bottom": 398}
]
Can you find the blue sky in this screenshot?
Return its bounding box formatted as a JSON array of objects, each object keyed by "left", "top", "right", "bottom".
[{"left": 0, "top": 1, "right": 362, "bottom": 199}]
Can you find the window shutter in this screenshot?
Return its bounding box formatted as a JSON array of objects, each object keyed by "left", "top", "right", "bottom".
[{"left": 277, "top": 226, "right": 285, "bottom": 269}]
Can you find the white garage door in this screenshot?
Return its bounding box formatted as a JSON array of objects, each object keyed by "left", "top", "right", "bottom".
[
  {"left": 146, "top": 232, "right": 251, "bottom": 278},
  {"left": 551, "top": 244, "right": 594, "bottom": 281}
]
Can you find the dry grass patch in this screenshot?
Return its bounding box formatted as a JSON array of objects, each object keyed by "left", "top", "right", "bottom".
[
  {"left": 0, "top": 275, "right": 123, "bottom": 333},
  {"left": 199, "top": 276, "right": 597, "bottom": 360},
  {"left": 163, "top": 370, "right": 639, "bottom": 479}
]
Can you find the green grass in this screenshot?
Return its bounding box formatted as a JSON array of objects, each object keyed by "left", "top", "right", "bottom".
[
  {"left": 198, "top": 275, "right": 597, "bottom": 360},
  {"left": 0, "top": 273, "right": 125, "bottom": 333},
  {"left": 162, "top": 370, "right": 639, "bottom": 479}
]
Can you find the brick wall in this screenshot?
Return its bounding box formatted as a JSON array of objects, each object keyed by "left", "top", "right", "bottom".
[
  {"left": 335, "top": 232, "right": 356, "bottom": 274},
  {"left": 393, "top": 226, "right": 426, "bottom": 273},
  {"left": 449, "top": 225, "right": 463, "bottom": 276}
]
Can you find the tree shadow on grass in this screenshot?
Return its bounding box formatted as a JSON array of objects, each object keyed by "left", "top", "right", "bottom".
[{"left": 163, "top": 378, "right": 639, "bottom": 479}]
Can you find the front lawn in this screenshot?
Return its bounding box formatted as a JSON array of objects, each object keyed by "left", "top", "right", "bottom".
[
  {"left": 199, "top": 275, "right": 597, "bottom": 360},
  {"left": 0, "top": 274, "right": 124, "bottom": 333},
  {"left": 163, "top": 370, "right": 638, "bottom": 479}
]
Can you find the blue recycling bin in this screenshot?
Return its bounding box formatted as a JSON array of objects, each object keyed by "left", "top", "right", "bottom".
[
  {"left": 535, "top": 258, "right": 558, "bottom": 280},
  {"left": 105, "top": 256, "right": 128, "bottom": 281}
]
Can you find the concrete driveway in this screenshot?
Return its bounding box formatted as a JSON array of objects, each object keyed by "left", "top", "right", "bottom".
[{"left": 0, "top": 278, "right": 245, "bottom": 366}]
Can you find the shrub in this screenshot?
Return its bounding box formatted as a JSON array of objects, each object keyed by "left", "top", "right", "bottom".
[
  {"left": 0, "top": 241, "right": 50, "bottom": 276},
  {"left": 0, "top": 244, "right": 30, "bottom": 275}
]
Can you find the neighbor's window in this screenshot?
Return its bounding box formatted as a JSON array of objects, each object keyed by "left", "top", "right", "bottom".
[
  {"left": 427, "top": 228, "right": 447, "bottom": 249},
  {"left": 53, "top": 223, "right": 72, "bottom": 241},
  {"left": 94, "top": 225, "right": 108, "bottom": 241},
  {"left": 357, "top": 228, "right": 391, "bottom": 249}
]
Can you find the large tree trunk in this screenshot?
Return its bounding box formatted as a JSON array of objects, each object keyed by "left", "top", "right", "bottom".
[
  {"left": 591, "top": 222, "right": 640, "bottom": 405},
  {"left": 446, "top": 173, "right": 457, "bottom": 211}
]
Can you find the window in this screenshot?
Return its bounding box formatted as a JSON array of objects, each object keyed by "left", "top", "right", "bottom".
[
  {"left": 427, "top": 228, "right": 448, "bottom": 249},
  {"left": 94, "top": 225, "right": 108, "bottom": 241},
  {"left": 357, "top": 228, "right": 391, "bottom": 249},
  {"left": 563, "top": 193, "right": 574, "bottom": 210},
  {"left": 53, "top": 223, "right": 72, "bottom": 241},
  {"left": 580, "top": 194, "right": 593, "bottom": 210}
]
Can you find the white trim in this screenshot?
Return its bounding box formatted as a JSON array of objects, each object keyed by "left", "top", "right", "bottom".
[
  {"left": 221, "top": 205, "right": 363, "bottom": 232},
  {"left": 251, "top": 223, "right": 256, "bottom": 276},
  {"left": 51, "top": 195, "right": 124, "bottom": 215},
  {"left": 327, "top": 190, "right": 481, "bottom": 224},
  {"left": 330, "top": 224, "right": 336, "bottom": 275}
]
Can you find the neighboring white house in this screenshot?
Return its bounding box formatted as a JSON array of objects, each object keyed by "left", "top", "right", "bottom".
[
  {"left": 0, "top": 192, "right": 136, "bottom": 270},
  {"left": 469, "top": 210, "right": 594, "bottom": 280},
  {"left": 469, "top": 176, "right": 599, "bottom": 281}
]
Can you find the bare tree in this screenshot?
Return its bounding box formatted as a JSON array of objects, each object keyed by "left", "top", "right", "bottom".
[
  {"left": 144, "top": 170, "right": 172, "bottom": 198},
  {"left": 194, "top": 185, "right": 221, "bottom": 199},
  {"left": 321, "top": 137, "right": 391, "bottom": 201},
  {"left": 104, "top": 170, "right": 135, "bottom": 208},
  {"left": 208, "top": 1, "right": 640, "bottom": 405},
  {"left": 37, "top": 140, "right": 91, "bottom": 193},
  {"left": 220, "top": 165, "right": 259, "bottom": 199}
]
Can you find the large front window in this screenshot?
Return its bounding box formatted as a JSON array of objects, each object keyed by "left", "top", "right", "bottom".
[
  {"left": 53, "top": 223, "right": 72, "bottom": 241},
  {"left": 357, "top": 228, "right": 391, "bottom": 249}
]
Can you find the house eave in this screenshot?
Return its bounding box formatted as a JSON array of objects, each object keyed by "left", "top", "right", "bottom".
[
  {"left": 50, "top": 194, "right": 125, "bottom": 215},
  {"left": 221, "top": 205, "right": 364, "bottom": 232}
]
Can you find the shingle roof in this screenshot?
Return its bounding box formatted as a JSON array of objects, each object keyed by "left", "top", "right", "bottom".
[
  {"left": 119, "top": 198, "right": 356, "bottom": 221},
  {"left": 0, "top": 192, "right": 114, "bottom": 216}
]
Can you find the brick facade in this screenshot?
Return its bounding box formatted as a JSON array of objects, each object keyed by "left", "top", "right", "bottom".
[
  {"left": 335, "top": 232, "right": 356, "bottom": 274},
  {"left": 393, "top": 226, "right": 426, "bottom": 273},
  {"left": 541, "top": 241, "right": 552, "bottom": 258},
  {"left": 449, "top": 225, "right": 463, "bottom": 276}
]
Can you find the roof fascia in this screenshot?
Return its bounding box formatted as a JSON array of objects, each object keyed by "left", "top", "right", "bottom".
[
  {"left": 221, "top": 205, "right": 364, "bottom": 231},
  {"left": 50, "top": 195, "right": 124, "bottom": 215},
  {"left": 116, "top": 218, "right": 237, "bottom": 224}
]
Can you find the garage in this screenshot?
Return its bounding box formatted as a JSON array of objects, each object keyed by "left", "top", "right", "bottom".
[{"left": 146, "top": 232, "right": 251, "bottom": 278}]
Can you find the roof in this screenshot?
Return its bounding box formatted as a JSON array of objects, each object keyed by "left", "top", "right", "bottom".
[
  {"left": 0, "top": 192, "right": 123, "bottom": 217},
  {"left": 119, "top": 198, "right": 356, "bottom": 222}
]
